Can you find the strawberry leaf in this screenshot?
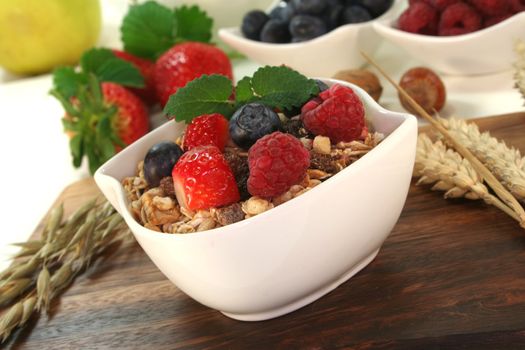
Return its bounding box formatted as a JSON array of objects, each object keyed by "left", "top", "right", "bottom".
[
  {"left": 163, "top": 74, "right": 235, "bottom": 123},
  {"left": 120, "top": 1, "right": 177, "bottom": 60},
  {"left": 52, "top": 67, "right": 87, "bottom": 100},
  {"left": 249, "top": 66, "right": 319, "bottom": 110},
  {"left": 174, "top": 5, "right": 213, "bottom": 43},
  {"left": 70, "top": 134, "right": 83, "bottom": 168},
  {"left": 80, "top": 48, "right": 144, "bottom": 87},
  {"left": 80, "top": 48, "right": 116, "bottom": 73}
]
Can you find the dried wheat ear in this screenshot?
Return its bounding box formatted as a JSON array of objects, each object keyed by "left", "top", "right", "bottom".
[
  {"left": 414, "top": 123, "right": 522, "bottom": 223},
  {"left": 437, "top": 117, "right": 525, "bottom": 202}
]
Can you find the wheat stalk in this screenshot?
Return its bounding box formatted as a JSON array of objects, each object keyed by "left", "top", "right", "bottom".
[
  {"left": 439, "top": 117, "right": 525, "bottom": 202},
  {"left": 416, "top": 134, "right": 521, "bottom": 222},
  {"left": 361, "top": 51, "right": 525, "bottom": 227},
  {"left": 0, "top": 199, "right": 132, "bottom": 343}
]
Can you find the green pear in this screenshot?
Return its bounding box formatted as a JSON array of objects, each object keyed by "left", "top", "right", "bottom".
[{"left": 0, "top": 0, "right": 101, "bottom": 75}]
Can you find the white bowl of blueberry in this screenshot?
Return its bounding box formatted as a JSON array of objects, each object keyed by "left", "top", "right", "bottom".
[
  {"left": 95, "top": 66, "right": 417, "bottom": 321},
  {"left": 373, "top": 0, "right": 525, "bottom": 75},
  {"left": 218, "top": 0, "right": 397, "bottom": 77}
]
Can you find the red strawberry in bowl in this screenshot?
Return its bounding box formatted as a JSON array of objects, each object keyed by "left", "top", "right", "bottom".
[
  {"left": 172, "top": 145, "right": 240, "bottom": 211},
  {"left": 154, "top": 42, "right": 233, "bottom": 106},
  {"left": 183, "top": 113, "right": 229, "bottom": 152}
]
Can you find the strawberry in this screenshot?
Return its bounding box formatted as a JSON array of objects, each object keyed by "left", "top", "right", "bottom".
[
  {"left": 101, "top": 83, "right": 149, "bottom": 148},
  {"left": 172, "top": 146, "right": 240, "bottom": 211},
  {"left": 51, "top": 48, "right": 149, "bottom": 174},
  {"left": 112, "top": 50, "right": 157, "bottom": 105},
  {"left": 154, "top": 42, "right": 233, "bottom": 106},
  {"left": 183, "top": 113, "right": 229, "bottom": 151}
]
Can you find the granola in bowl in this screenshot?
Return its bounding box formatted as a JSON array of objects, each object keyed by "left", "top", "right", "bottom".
[{"left": 122, "top": 129, "right": 384, "bottom": 234}]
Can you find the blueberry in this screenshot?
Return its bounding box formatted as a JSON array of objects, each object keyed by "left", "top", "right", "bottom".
[
  {"left": 229, "top": 103, "right": 282, "bottom": 149},
  {"left": 322, "top": 3, "right": 344, "bottom": 30},
  {"left": 360, "top": 0, "right": 393, "bottom": 17},
  {"left": 291, "top": 0, "right": 327, "bottom": 14},
  {"left": 241, "top": 10, "right": 270, "bottom": 40},
  {"left": 143, "top": 141, "right": 183, "bottom": 187},
  {"left": 269, "top": 2, "right": 295, "bottom": 23},
  {"left": 260, "top": 19, "right": 291, "bottom": 43},
  {"left": 340, "top": 5, "right": 372, "bottom": 25},
  {"left": 289, "top": 15, "right": 327, "bottom": 41}
]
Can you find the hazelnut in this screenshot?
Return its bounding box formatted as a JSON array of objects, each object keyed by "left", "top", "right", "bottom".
[
  {"left": 398, "top": 67, "right": 446, "bottom": 117},
  {"left": 333, "top": 69, "right": 383, "bottom": 101}
]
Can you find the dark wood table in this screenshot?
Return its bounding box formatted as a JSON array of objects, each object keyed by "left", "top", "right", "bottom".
[{"left": 5, "top": 113, "right": 525, "bottom": 349}]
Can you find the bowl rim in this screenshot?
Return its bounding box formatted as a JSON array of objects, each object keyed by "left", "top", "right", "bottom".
[
  {"left": 95, "top": 79, "right": 417, "bottom": 241},
  {"left": 218, "top": 0, "right": 398, "bottom": 48},
  {"left": 373, "top": 9, "right": 525, "bottom": 43}
]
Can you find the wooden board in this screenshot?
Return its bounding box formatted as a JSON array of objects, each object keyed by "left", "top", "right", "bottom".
[{"left": 5, "top": 112, "right": 525, "bottom": 349}]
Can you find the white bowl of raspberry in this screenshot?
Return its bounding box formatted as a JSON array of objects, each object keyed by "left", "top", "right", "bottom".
[
  {"left": 94, "top": 78, "right": 417, "bottom": 321},
  {"left": 373, "top": 1, "right": 525, "bottom": 75},
  {"left": 218, "top": 0, "right": 398, "bottom": 77}
]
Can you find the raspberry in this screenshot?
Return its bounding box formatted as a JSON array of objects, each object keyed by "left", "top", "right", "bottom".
[
  {"left": 484, "top": 14, "right": 513, "bottom": 27},
  {"left": 431, "top": 0, "right": 461, "bottom": 10},
  {"left": 301, "top": 84, "right": 365, "bottom": 143},
  {"left": 438, "top": 3, "right": 482, "bottom": 36},
  {"left": 509, "top": 0, "right": 525, "bottom": 12},
  {"left": 183, "top": 113, "right": 229, "bottom": 152},
  {"left": 247, "top": 132, "right": 310, "bottom": 198},
  {"left": 398, "top": 3, "right": 439, "bottom": 35},
  {"left": 172, "top": 146, "right": 240, "bottom": 210},
  {"left": 466, "top": 0, "right": 510, "bottom": 16},
  {"left": 408, "top": 0, "right": 461, "bottom": 10}
]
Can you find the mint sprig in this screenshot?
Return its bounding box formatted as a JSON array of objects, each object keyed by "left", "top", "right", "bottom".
[
  {"left": 163, "top": 66, "right": 320, "bottom": 123},
  {"left": 120, "top": 1, "right": 213, "bottom": 60},
  {"left": 164, "top": 75, "right": 235, "bottom": 123}
]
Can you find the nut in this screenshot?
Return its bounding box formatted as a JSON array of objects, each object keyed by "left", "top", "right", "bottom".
[
  {"left": 242, "top": 197, "right": 274, "bottom": 216},
  {"left": 313, "top": 135, "right": 331, "bottom": 155},
  {"left": 333, "top": 69, "right": 383, "bottom": 101}
]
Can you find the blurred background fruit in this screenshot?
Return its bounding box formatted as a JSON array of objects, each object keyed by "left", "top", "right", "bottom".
[{"left": 0, "top": 0, "right": 101, "bottom": 75}]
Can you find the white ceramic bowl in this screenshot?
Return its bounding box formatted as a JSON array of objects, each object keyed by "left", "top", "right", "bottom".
[
  {"left": 373, "top": 7, "right": 525, "bottom": 75},
  {"left": 218, "top": 3, "right": 398, "bottom": 77},
  {"left": 94, "top": 79, "right": 417, "bottom": 321}
]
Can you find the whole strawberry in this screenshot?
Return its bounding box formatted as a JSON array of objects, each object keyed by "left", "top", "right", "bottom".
[
  {"left": 112, "top": 50, "right": 157, "bottom": 105},
  {"left": 301, "top": 84, "right": 366, "bottom": 143},
  {"left": 101, "top": 83, "right": 149, "bottom": 148},
  {"left": 51, "top": 48, "right": 149, "bottom": 174},
  {"left": 172, "top": 146, "right": 240, "bottom": 210},
  {"left": 248, "top": 132, "right": 310, "bottom": 199},
  {"left": 183, "top": 113, "right": 229, "bottom": 151},
  {"left": 154, "top": 42, "right": 233, "bottom": 106}
]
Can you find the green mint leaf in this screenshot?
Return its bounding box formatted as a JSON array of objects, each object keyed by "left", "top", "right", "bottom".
[
  {"left": 164, "top": 74, "right": 235, "bottom": 123},
  {"left": 52, "top": 67, "right": 86, "bottom": 100},
  {"left": 173, "top": 5, "right": 213, "bottom": 43},
  {"left": 235, "top": 76, "right": 254, "bottom": 104},
  {"left": 249, "top": 66, "right": 319, "bottom": 110},
  {"left": 121, "top": 1, "right": 176, "bottom": 60},
  {"left": 80, "top": 48, "right": 144, "bottom": 87}
]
